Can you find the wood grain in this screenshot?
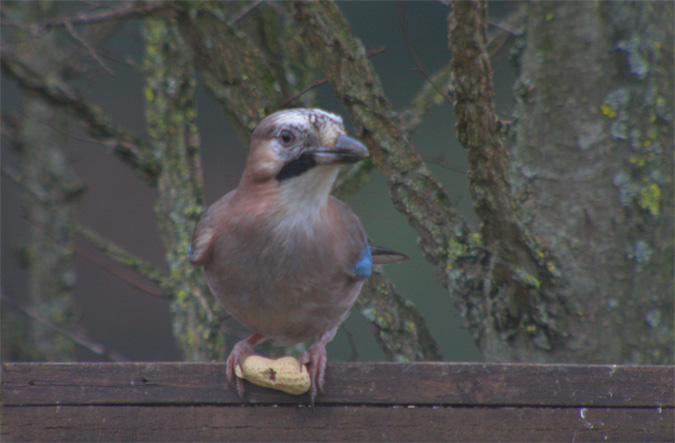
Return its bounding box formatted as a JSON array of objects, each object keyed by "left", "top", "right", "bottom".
[
  {"left": 2, "top": 362, "right": 673, "bottom": 441},
  {"left": 4, "top": 405, "right": 672, "bottom": 442},
  {"left": 3, "top": 362, "right": 672, "bottom": 406}
]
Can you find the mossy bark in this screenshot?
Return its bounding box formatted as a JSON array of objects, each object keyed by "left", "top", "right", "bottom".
[
  {"left": 292, "top": 1, "right": 472, "bottom": 289},
  {"left": 450, "top": 0, "right": 673, "bottom": 363},
  {"left": 143, "top": 19, "right": 225, "bottom": 361}
]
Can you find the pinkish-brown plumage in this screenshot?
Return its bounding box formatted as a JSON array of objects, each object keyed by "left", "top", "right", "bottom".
[{"left": 189, "top": 108, "right": 407, "bottom": 404}]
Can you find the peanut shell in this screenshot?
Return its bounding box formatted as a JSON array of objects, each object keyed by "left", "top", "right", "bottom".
[{"left": 234, "top": 355, "right": 311, "bottom": 395}]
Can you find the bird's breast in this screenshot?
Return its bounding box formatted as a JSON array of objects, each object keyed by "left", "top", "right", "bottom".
[{"left": 204, "top": 197, "right": 365, "bottom": 344}]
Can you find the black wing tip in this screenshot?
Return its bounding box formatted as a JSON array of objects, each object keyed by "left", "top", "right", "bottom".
[{"left": 369, "top": 241, "right": 409, "bottom": 265}]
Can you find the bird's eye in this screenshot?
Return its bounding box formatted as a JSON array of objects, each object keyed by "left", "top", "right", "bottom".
[{"left": 279, "top": 130, "right": 295, "bottom": 147}]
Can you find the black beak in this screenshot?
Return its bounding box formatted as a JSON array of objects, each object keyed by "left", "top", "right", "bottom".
[
  {"left": 276, "top": 136, "right": 369, "bottom": 181},
  {"left": 314, "top": 135, "right": 369, "bottom": 165}
]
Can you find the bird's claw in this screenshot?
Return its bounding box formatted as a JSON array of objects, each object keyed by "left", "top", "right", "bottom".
[
  {"left": 302, "top": 341, "right": 327, "bottom": 407},
  {"left": 226, "top": 337, "right": 258, "bottom": 398}
]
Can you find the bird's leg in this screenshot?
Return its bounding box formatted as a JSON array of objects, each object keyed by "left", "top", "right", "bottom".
[
  {"left": 226, "top": 332, "right": 264, "bottom": 398},
  {"left": 301, "top": 328, "right": 337, "bottom": 406}
]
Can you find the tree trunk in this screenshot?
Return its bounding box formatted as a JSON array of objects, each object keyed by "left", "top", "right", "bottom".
[
  {"left": 143, "top": 18, "right": 225, "bottom": 361},
  {"left": 452, "top": 1, "right": 673, "bottom": 363},
  {"left": 3, "top": 2, "right": 84, "bottom": 361}
]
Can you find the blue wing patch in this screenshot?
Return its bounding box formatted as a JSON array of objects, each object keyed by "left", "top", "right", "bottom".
[
  {"left": 351, "top": 246, "right": 372, "bottom": 279},
  {"left": 187, "top": 244, "right": 194, "bottom": 262}
]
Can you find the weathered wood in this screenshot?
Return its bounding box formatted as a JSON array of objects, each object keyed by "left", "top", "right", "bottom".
[
  {"left": 3, "top": 362, "right": 672, "bottom": 407},
  {"left": 3, "top": 405, "right": 671, "bottom": 442},
  {"left": 2, "top": 362, "right": 673, "bottom": 442}
]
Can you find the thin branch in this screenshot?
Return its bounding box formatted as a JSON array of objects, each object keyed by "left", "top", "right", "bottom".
[
  {"left": 279, "top": 46, "right": 385, "bottom": 108},
  {"left": 3, "top": 164, "right": 169, "bottom": 308},
  {"left": 64, "top": 19, "right": 115, "bottom": 76},
  {"left": 1, "top": 163, "right": 24, "bottom": 190},
  {"left": 2, "top": 292, "right": 130, "bottom": 362},
  {"left": 400, "top": 6, "right": 525, "bottom": 135},
  {"left": 293, "top": 1, "right": 472, "bottom": 291},
  {"left": 400, "top": 64, "right": 453, "bottom": 134},
  {"left": 487, "top": 17, "right": 522, "bottom": 36},
  {"left": 75, "top": 246, "right": 168, "bottom": 301},
  {"left": 14, "top": 108, "right": 119, "bottom": 148},
  {"left": 398, "top": 1, "right": 451, "bottom": 107},
  {"left": 72, "top": 223, "right": 169, "bottom": 290},
  {"left": 230, "top": 0, "right": 265, "bottom": 26},
  {"left": 2, "top": 162, "right": 169, "bottom": 303},
  {"left": 2, "top": 150, "right": 167, "bottom": 293},
  {"left": 278, "top": 78, "right": 327, "bottom": 108},
  {"left": 358, "top": 270, "right": 443, "bottom": 361},
  {"left": 485, "top": 8, "right": 526, "bottom": 59},
  {"left": 340, "top": 325, "right": 361, "bottom": 362},
  {"left": 425, "top": 153, "right": 469, "bottom": 175},
  {"left": 1, "top": 54, "right": 159, "bottom": 184},
  {"left": 176, "top": 4, "right": 287, "bottom": 140},
  {"left": 1, "top": 1, "right": 170, "bottom": 35}
]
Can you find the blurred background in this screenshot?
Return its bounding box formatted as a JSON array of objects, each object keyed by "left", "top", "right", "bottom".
[{"left": 2, "top": 1, "right": 520, "bottom": 362}]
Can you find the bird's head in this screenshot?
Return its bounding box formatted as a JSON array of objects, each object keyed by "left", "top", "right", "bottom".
[{"left": 241, "top": 108, "right": 369, "bottom": 209}]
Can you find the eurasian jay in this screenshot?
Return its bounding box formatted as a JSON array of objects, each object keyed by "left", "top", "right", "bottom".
[{"left": 188, "top": 108, "right": 407, "bottom": 404}]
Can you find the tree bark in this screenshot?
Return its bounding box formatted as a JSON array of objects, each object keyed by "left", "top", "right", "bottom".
[
  {"left": 450, "top": 0, "right": 673, "bottom": 363},
  {"left": 3, "top": 2, "right": 84, "bottom": 361},
  {"left": 143, "top": 18, "right": 226, "bottom": 361}
]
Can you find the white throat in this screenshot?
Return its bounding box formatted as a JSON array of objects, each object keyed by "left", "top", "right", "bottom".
[{"left": 275, "top": 166, "right": 339, "bottom": 230}]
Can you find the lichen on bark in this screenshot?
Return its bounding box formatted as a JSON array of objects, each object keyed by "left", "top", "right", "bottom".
[
  {"left": 504, "top": 1, "right": 673, "bottom": 363},
  {"left": 143, "top": 18, "right": 225, "bottom": 361}
]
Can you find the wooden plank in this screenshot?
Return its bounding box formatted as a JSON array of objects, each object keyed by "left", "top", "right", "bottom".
[
  {"left": 3, "top": 404, "right": 671, "bottom": 442},
  {"left": 2, "top": 362, "right": 673, "bottom": 407}
]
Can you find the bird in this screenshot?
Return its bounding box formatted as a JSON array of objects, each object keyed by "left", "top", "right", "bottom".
[{"left": 187, "top": 108, "right": 408, "bottom": 404}]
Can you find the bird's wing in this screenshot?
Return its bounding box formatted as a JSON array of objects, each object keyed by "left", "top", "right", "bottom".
[
  {"left": 187, "top": 192, "right": 235, "bottom": 266},
  {"left": 187, "top": 213, "right": 215, "bottom": 266},
  {"left": 368, "top": 240, "right": 409, "bottom": 265}
]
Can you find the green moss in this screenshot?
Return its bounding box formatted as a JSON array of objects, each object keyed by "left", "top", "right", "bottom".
[
  {"left": 404, "top": 320, "right": 417, "bottom": 335},
  {"left": 445, "top": 239, "right": 468, "bottom": 260},
  {"left": 600, "top": 104, "right": 617, "bottom": 118},
  {"left": 630, "top": 154, "right": 646, "bottom": 167},
  {"left": 444, "top": 238, "right": 468, "bottom": 271},
  {"left": 520, "top": 272, "right": 541, "bottom": 289},
  {"left": 144, "top": 86, "right": 154, "bottom": 103},
  {"left": 467, "top": 232, "right": 482, "bottom": 246},
  {"left": 638, "top": 182, "right": 661, "bottom": 216},
  {"left": 183, "top": 204, "right": 203, "bottom": 219},
  {"left": 186, "top": 329, "right": 196, "bottom": 347},
  {"left": 361, "top": 307, "right": 390, "bottom": 329}
]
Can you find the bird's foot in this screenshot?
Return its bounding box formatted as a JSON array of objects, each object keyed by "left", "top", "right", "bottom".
[
  {"left": 226, "top": 333, "right": 264, "bottom": 398},
  {"left": 301, "top": 341, "right": 327, "bottom": 406}
]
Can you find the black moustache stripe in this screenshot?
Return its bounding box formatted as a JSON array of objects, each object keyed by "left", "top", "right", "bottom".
[{"left": 276, "top": 153, "right": 317, "bottom": 181}]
